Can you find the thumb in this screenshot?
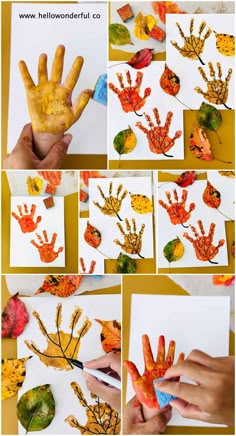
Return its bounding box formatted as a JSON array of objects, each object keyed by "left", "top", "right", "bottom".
[
  {"left": 40, "top": 134, "right": 72, "bottom": 169},
  {"left": 16, "top": 123, "right": 34, "bottom": 150},
  {"left": 141, "top": 409, "right": 171, "bottom": 434},
  {"left": 82, "top": 372, "right": 119, "bottom": 403}
]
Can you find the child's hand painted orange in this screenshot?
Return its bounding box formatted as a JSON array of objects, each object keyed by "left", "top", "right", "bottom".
[{"left": 124, "top": 334, "right": 184, "bottom": 410}]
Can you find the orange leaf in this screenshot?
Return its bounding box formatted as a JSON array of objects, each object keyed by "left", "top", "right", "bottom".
[
  {"left": 202, "top": 181, "right": 221, "bottom": 209},
  {"left": 95, "top": 319, "right": 121, "bottom": 353}
]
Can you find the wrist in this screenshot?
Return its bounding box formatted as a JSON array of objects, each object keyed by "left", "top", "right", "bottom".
[{"left": 33, "top": 131, "right": 64, "bottom": 159}]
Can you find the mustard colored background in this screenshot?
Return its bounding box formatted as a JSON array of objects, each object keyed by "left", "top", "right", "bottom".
[
  {"left": 1, "top": 275, "right": 121, "bottom": 435},
  {"left": 1, "top": 2, "right": 107, "bottom": 169},
  {"left": 1, "top": 171, "right": 79, "bottom": 273},
  {"left": 158, "top": 171, "right": 235, "bottom": 274},
  {"left": 122, "top": 275, "right": 235, "bottom": 435}
]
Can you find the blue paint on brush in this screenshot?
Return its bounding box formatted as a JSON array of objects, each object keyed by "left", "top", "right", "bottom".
[
  {"left": 93, "top": 74, "right": 107, "bottom": 106},
  {"left": 153, "top": 377, "right": 176, "bottom": 409}
]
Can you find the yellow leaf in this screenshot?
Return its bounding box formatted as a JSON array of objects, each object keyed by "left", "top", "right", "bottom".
[
  {"left": 26, "top": 177, "right": 43, "bottom": 196},
  {"left": 130, "top": 193, "right": 153, "bottom": 214},
  {"left": 2, "top": 357, "right": 31, "bottom": 400},
  {"left": 214, "top": 32, "right": 235, "bottom": 56},
  {"left": 95, "top": 319, "right": 121, "bottom": 353}
]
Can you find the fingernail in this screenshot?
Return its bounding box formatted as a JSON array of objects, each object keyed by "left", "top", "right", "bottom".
[{"left": 63, "top": 134, "right": 72, "bottom": 145}]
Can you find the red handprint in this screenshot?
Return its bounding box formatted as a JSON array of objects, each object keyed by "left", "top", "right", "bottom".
[
  {"left": 136, "top": 108, "right": 182, "bottom": 157},
  {"left": 159, "top": 189, "right": 195, "bottom": 228},
  {"left": 109, "top": 71, "right": 151, "bottom": 116},
  {"left": 124, "top": 334, "right": 184, "bottom": 410},
  {"left": 183, "top": 220, "right": 225, "bottom": 264},
  {"left": 12, "top": 204, "right": 41, "bottom": 233},
  {"left": 31, "top": 230, "right": 64, "bottom": 263}
]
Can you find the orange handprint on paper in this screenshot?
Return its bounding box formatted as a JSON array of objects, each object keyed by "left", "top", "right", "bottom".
[
  {"left": 159, "top": 189, "right": 195, "bottom": 228},
  {"left": 183, "top": 220, "right": 225, "bottom": 264},
  {"left": 109, "top": 71, "right": 151, "bottom": 116},
  {"left": 12, "top": 204, "right": 42, "bottom": 233},
  {"left": 124, "top": 334, "right": 184, "bottom": 410},
  {"left": 31, "top": 230, "right": 64, "bottom": 263},
  {"left": 136, "top": 109, "right": 182, "bottom": 157}
]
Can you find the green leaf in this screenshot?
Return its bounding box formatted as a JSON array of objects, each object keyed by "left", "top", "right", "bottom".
[
  {"left": 17, "top": 384, "right": 55, "bottom": 432},
  {"left": 163, "top": 238, "right": 184, "bottom": 263},
  {"left": 109, "top": 24, "right": 132, "bottom": 45},
  {"left": 115, "top": 253, "right": 136, "bottom": 273},
  {"left": 197, "top": 102, "right": 222, "bottom": 131},
  {"left": 113, "top": 126, "right": 137, "bottom": 155}
]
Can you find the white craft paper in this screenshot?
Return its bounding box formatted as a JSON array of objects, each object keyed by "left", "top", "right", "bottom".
[
  {"left": 109, "top": 62, "right": 184, "bottom": 161},
  {"left": 207, "top": 171, "right": 235, "bottom": 221},
  {"left": 79, "top": 218, "right": 105, "bottom": 274},
  {"left": 10, "top": 196, "right": 65, "bottom": 267},
  {"left": 7, "top": 170, "right": 79, "bottom": 197},
  {"left": 8, "top": 3, "right": 107, "bottom": 155},
  {"left": 127, "top": 294, "right": 230, "bottom": 427},
  {"left": 5, "top": 274, "right": 121, "bottom": 297},
  {"left": 18, "top": 295, "right": 121, "bottom": 435},
  {"left": 168, "top": 275, "right": 235, "bottom": 331},
  {"left": 157, "top": 180, "right": 229, "bottom": 268},
  {"left": 88, "top": 177, "right": 154, "bottom": 259},
  {"left": 166, "top": 14, "right": 235, "bottom": 110}
]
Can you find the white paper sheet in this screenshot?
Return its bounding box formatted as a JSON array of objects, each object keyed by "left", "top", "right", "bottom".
[
  {"left": 17, "top": 295, "right": 121, "bottom": 434},
  {"left": 10, "top": 196, "right": 65, "bottom": 267},
  {"left": 207, "top": 171, "right": 235, "bottom": 221},
  {"left": 7, "top": 170, "right": 78, "bottom": 197},
  {"left": 79, "top": 218, "right": 105, "bottom": 274},
  {"left": 166, "top": 14, "right": 235, "bottom": 110},
  {"left": 88, "top": 177, "right": 154, "bottom": 259},
  {"left": 5, "top": 274, "right": 121, "bottom": 297},
  {"left": 127, "top": 294, "right": 230, "bottom": 426},
  {"left": 109, "top": 62, "right": 184, "bottom": 161},
  {"left": 8, "top": 3, "right": 107, "bottom": 155},
  {"left": 157, "top": 180, "right": 229, "bottom": 268}
]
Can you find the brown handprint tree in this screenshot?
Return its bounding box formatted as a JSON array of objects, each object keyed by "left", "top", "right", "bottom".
[
  {"left": 12, "top": 204, "right": 41, "bottom": 233},
  {"left": 159, "top": 189, "right": 195, "bottom": 228},
  {"left": 183, "top": 220, "right": 225, "bottom": 264},
  {"left": 195, "top": 62, "right": 232, "bottom": 109},
  {"left": 109, "top": 71, "right": 151, "bottom": 116},
  {"left": 31, "top": 230, "right": 64, "bottom": 263},
  {"left": 171, "top": 18, "right": 212, "bottom": 65},
  {"left": 25, "top": 304, "right": 92, "bottom": 370},
  {"left": 136, "top": 108, "right": 182, "bottom": 157},
  {"left": 114, "top": 218, "right": 145, "bottom": 258},
  {"left": 65, "top": 382, "right": 120, "bottom": 434},
  {"left": 93, "top": 182, "right": 128, "bottom": 221},
  {"left": 124, "top": 335, "right": 184, "bottom": 410}
]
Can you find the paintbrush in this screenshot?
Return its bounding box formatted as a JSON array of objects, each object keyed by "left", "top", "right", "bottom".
[{"left": 68, "top": 358, "right": 121, "bottom": 390}]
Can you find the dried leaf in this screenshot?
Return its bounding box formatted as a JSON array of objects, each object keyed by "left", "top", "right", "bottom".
[
  {"left": 160, "top": 63, "right": 180, "bottom": 97},
  {"left": 115, "top": 253, "right": 136, "bottom": 274},
  {"left": 84, "top": 221, "right": 101, "bottom": 249},
  {"left": 189, "top": 124, "right": 213, "bottom": 161},
  {"left": 202, "top": 181, "right": 221, "bottom": 209},
  {"left": 80, "top": 190, "right": 88, "bottom": 202},
  {"left": 163, "top": 237, "right": 184, "bottom": 263},
  {"left": 2, "top": 357, "right": 31, "bottom": 400},
  {"left": 175, "top": 171, "right": 196, "bottom": 187},
  {"left": 109, "top": 23, "right": 133, "bottom": 45},
  {"left": 26, "top": 176, "right": 43, "bottom": 196},
  {"left": 2, "top": 294, "right": 29, "bottom": 339},
  {"left": 218, "top": 171, "right": 235, "bottom": 178},
  {"left": 38, "top": 171, "right": 62, "bottom": 186},
  {"left": 35, "top": 275, "right": 83, "bottom": 297},
  {"left": 95, "top": 319, "right": 121, "bottom": 353},
  {"left": 134, "top": 12, "right": 156, "bottom": 40},
  {"left": 113, "top": 126, "right": 137, "bottom": 156},
  {"left": 197, "top": 102, "right": 222, "bottom": 132},
  {"left": 130, "top": 193, "right": 153, "bottom": 214},
  {"left": 17, "top": 384, "right": 55, "bottom": 432},
  {"left": 214, "top": 31, "right": 235, "bottom": 56},
  {"left": 213, "top": 275, "right": 235, "bottom": 286},
  {"left": 151, "top": 1, "right": 186, "bottom": 25},
  {"left": 127, "top": 48, "right": 153, "bottom": 69}
]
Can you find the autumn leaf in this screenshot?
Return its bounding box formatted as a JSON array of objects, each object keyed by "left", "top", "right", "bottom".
[
  {"left": 35, "top": 275, "right": 83, "bottom": 298},
  {"left": 95, "top": 319, "right": 121, "bottom": 354},
  {"left": 84, "top": 221, "right": 101, "bottom": 249},
  {"left": 213, "top": 275, "right": 235, "bottom": 286},
  {"left": 127, "top": 48, "right": 153, "bottom": 69},
  {"left": 189, "top": 124, "right": 213, "bottom": 161},
  {"left": 197, "top": 102, "right": 222, "bottom": 144},
  {"left": 218, "top": 171, "right": 235, "bottom": 178},
  {"left": 80, "top": 190, "right": 89, "bottom": 202},
  {"left": 17, "top": 384, "right": 55, "bottom": 432},
  {"left": 175, "top": 171, "right": 196, "bottom": 187},
  {"left": 113, "top": 126, "right": 137, "bottom": 156},
  {"left": 159, "top": 64, "right": 191, "bottom": 109},
  {"left": 202, "top": 181, "right": 233, "bottom": 220},
  {"left": 134, "top": 12, "right": 156, "bottom": 40},
  {"left": 2, "top": 294, "right": 29, "bottom": 338},
  {"left": 115, "top": 253, "right": 136, "bottom": 274},
  {"left": 163, "top": 237, "right": 184, "bottom": 264},
  {"left": 26, "top": 176, "right": 43, "bottom": 196},
  {"left": 214, "top": 32, "right": 235, "bottom": 56},
  {"left": 2, "top": 357, "right": 31, "bottom": 400},
  {"left": 109, "top": 23, "right": 133, "bottom": 45},
  {"left": 130, "top": 193, "right": 153, "bottom": 214}
]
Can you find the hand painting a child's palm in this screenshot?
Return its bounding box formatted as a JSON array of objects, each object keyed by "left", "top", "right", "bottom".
[
  {"left": 19, "top": 45, "right": 93, "bottom": 157},
  {"left": 124, "top": 335, "right": 184, "bottom": 410}
]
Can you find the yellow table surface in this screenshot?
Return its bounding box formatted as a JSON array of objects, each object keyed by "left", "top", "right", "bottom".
[
  {"left": 1, "top": 276, "right": 120, "bottom": 435},
  {"left": 1, "top": 171, "right": 79, "bottom": 273},
  {"left": 122, "top": 275, "right": 235, "bottom": 435},
  {"left": 1, "top": 2, "right": 107, "bottom": 170},
  {"left": 158, "top": 171, "right": 235, "bottom": 274}
]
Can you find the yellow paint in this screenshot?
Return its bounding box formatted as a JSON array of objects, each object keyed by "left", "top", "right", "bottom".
[{"left": 26, "top": 176, "right": 43, "bottom": 196}]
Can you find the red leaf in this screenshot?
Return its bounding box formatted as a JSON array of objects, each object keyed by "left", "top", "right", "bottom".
[
  {"left": 127, "top": 48, "right": 153, "bottom": 69},
  {"left": 1, "top": 294, "right": 29, "bottom": 338},
  {"left": 175, "top": 171, "right": 196, "bottom": 187},
  {"left": 84, "top": 221, "right": 101, "bottom": 249}
]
